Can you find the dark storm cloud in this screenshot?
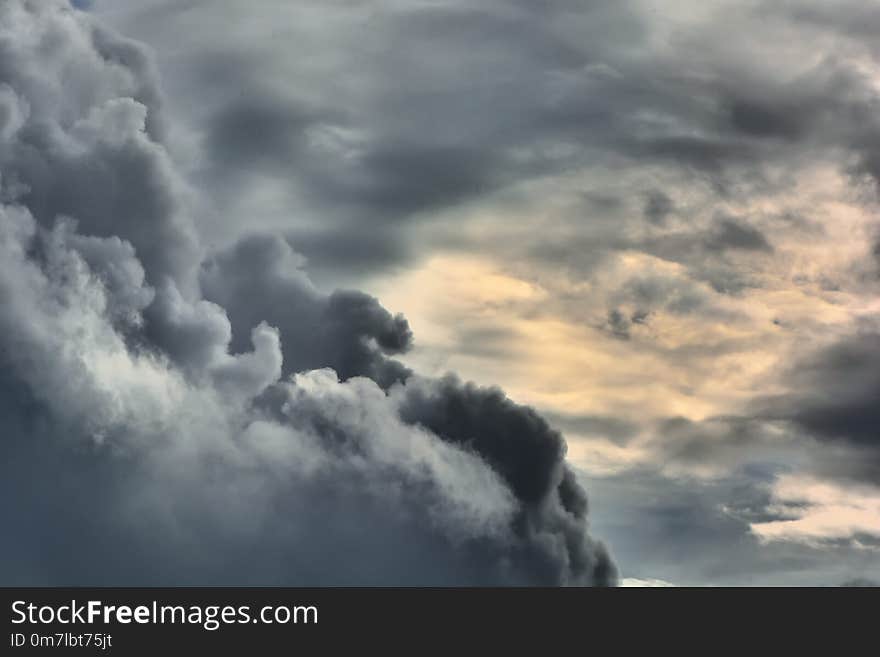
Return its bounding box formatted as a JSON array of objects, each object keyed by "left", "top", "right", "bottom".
[
  {"left": 83, "top": 1, "right": 646, "bottom": 272},
  {"left": 787, "top": 349, "right": 880, "bottom": 447},
  {"left": 200, "top": 233, "right": 412, "bottom": 388},
  {"left": 399, "top": 376, "right": 567, "bottom": 505},
  {"left": 398, "top": 375, "right": 616, "bottom": 585},
  {"left": 0, "top": 211, "right": 612, "bottom": 582},
  {"left": 757, "top": 330, "right": 880, "bottom": 460},
  {"left": 85, "top": 0, "right": 880, "bottom": 292},
  {"left": 39, "top": 0, "right": 880, "bottom": 587},
  {"left": 0, "top": 0, "right": 614, "bottom": 586}
]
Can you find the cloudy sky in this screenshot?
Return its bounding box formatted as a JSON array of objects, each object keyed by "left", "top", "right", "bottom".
[{"left": 2, "top": 0, "right": 879, "bottom": 586}]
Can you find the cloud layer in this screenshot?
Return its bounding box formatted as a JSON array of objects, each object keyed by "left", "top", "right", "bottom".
[
  {"left": 4, "top": 0, "right": 880, "bottom": 586},
  {"left": 0, "top": 0, "right": 614, "bottom": 586}
]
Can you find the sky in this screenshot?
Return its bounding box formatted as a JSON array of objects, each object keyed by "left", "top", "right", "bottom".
[{"left": 1, "top": 0, "right": 879, "bottom": 586}]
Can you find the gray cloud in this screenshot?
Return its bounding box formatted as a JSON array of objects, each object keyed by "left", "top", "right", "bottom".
[
  {"left": 750, "top": 328, "right": 880, "bottom": 485},
  {"left": 643, "top": 190, "right": 675, "bottom": 226},
  {"left": 0, "top": 207, "right": 613, "bottom": 584},
  {"left": 781, "top": 332, "right": 880, "bottom": 448},
  {"left": 637, "top": 399, "right": 879, "bottom": 490},
  {"left": 200, "top": 233, "right": 413, "bottom": 388},
  {"left": 88, "top": 1, "right": 880, "bottom": 281},
  {"left": 586, "top": 465, "right": 880, "bottom": 586},
  {"left": 397, "top": 375, "right": 615, "bottom": 585},
  {"left": 0, "top": 2, "right": 190, "bottom": 286},
  {"left": 705, "top": 216, "right": 774, "bottom": 253},
  {"left": 13, "top": 0, "right": 877, "bottom": 587},
  {"left": 544, "top": 412, "right": 641, "bottom": 447},
  {"left": 71, "top": 0, "right": 880, "bottom": 323},
  {"left": 0, "top": 0, "right": 614, "bottom": 586}
]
